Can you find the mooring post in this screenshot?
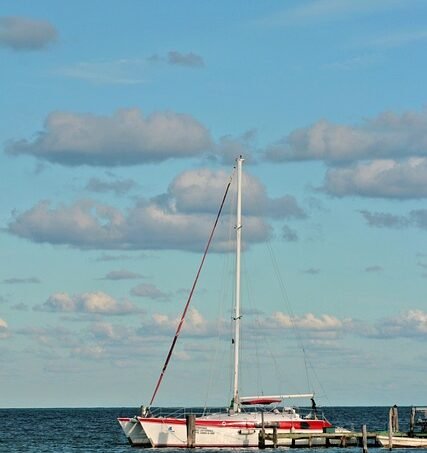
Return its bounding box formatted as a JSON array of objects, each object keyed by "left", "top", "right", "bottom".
[
  {"left": 258, "top": 411, "right": 266, "bottom": 449},
  {"left": 388, "top": 407, "right": 393, "bottom": 450},
  {"left": 409, "top": 407, "right": 416, "bottom": 437},
  {"left": 392, "top": 405, "right": 399, "bottom": 432},
  {"left": 362, "top": 424, "right": 368, "bottom": 453},
  {"left": 186, "top": 414, "right": 196, "bottom": 448},
  {"left": 272, "top": 426, "right": 278, "bottom": 448}
]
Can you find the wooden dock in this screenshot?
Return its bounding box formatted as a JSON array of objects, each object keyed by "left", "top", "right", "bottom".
[{"left": 258, "top": 428, "right": 380, "bottom": 449}]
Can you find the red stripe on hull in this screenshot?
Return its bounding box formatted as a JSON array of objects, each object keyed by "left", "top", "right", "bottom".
[
  {"left": 139, "top": 417, "right": 331, "bottom": 430},
  {"left": 153, "top": 444, "right": 260, "bottom": 448}
]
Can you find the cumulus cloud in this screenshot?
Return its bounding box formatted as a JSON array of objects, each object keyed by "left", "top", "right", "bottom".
[
  {"left": 323, "top": 158, "right": 427, "bottom": 199},
  {"left": 301, "top": 268, "right": 320, "bottom": 275},
  {"left": 210, "top": 131, "right": 257, "bottom": 165},
  {"left": 0, "top": 318, "right": 9, "bottom": 339},
  {"left": 359, "top": 209, "right": 427, "bottom": 230},
  {"left": 35, "top": 291, "right": 141, "bottom": 315},
  {"left": 100, "top": 270, "right": 144, "bottom": 280},
  {"left": 8, "top": 199, "right": 125, "bottom": 248},
  {"left": 0, "top": 16, "right": 57, "bottom": 51},
  {"left": 148, "top": 307, "right": 218, "bottom": 337},
  {"left": 365, "top": 265, "right": 383, "bottom": 273},
  {"left": 367, "top": 309, "right": 427, "bottom": 339},
  {"left": 85, "top": 177, "right": 136, "bottom": 195},
  {"left": 8, "top": 168, "right": 303, "bottom": 251},
  {"left": 266, "top": 110, "right": 427, "bottom": 163},
  {"left": 131, "top": 283, "right": 171, "bottom": 301},
  {"left": 89, "top": 321, "right": 133, "bottom": 341},
  {"left": 148, "top": 50, "right": 205, "bottom": 68},
  {"left": 167, "top": 51, "right": 205, "bottom": 67},
  {"left": 282, "top": 224, "right": 298, "bottom": 242},
  {"left": 94, "top": 253, "right": 147, "bottom": 262},
  {"left": 257, "top": 312, "right": 354, "bottom": 340},
  {"left": 359, "top": 210, "right": 409, "bottom": 229},
  {"left": 6, "top": 108, "right": 212, "bottom": 166},
  {"left": 166, "top": 168, "right": 306, "bottom": 219}
]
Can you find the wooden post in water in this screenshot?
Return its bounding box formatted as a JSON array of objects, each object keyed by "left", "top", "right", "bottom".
[
  {"left": 409, "top": 407, "right": 416, "bottom": 437},
  {"left": 186, "top": 414, "right": 196, "bottom": 448},
  {"left": 258, "top": 411, "right": 266, "bottom": 449},
  {"left": 272, "top": 426, "right": 278, "bottom": 448},
  {"left": 362, "top": 424, "right": 368, "bottom": 453},
  {"left": 391, "top": 405, "right": 399, "bottom": 432},
  {"left": 388, "top": 407, "right": 393, "bottom": 450}
]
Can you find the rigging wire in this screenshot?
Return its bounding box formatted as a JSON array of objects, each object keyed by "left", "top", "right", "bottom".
[
  {"left": 148, "top": 171, "right": 234, "bottom": 408},
  {"left": 266, "top": 238, "right": 329, "bottom": 402}
]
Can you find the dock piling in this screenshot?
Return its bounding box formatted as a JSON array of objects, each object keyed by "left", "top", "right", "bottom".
[
  {"left": 258, "top": 411, "right": 266, "bottom": 449},
  {"left": 186, "top": 414, "right": 196, "bottom": 448},
  {"left": 362, "top": 424, "right": 368, "bottom": 453},
  {"left": 388, "top": 408, "right": 393, "bottom": 450}
]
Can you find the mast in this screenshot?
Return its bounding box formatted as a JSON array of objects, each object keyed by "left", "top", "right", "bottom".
[{"left": 232, "top": 155, "right": 244, "bottom": 413}]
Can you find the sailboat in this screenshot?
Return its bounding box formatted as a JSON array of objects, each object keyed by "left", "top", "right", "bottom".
[{"left": 118, "top": 156, "right": 333, "bottom": 447}]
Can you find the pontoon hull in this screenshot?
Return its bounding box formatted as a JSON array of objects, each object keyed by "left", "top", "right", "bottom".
[
  {"left": 138, "top": 413, "right": 332, "bottom": 448},
  {"left": 117, "top": 417, "right": 151, "bottom": 447}
]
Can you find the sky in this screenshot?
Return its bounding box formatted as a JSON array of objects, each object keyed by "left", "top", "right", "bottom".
[{"left": 1, "top": 0, "right": 427, "bottom": 409}]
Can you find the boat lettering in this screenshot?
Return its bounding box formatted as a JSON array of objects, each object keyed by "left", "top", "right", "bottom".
[{"left": 196, "top": 428, "right": 214, "bottom": 435}]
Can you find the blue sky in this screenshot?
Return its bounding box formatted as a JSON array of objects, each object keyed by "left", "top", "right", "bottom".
[{"left": 1, "top": 0, "right": 427, "bottom": 408}]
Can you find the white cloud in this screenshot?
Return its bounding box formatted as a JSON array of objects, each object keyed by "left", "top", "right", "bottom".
[
  {"left": 101, "top": 270, "right": 144, "bottom": 280},
  {"left": 131, "top": 283, "right": 170, "bottom": 301},
  {"left": 0, "top": 318, "right": 9, "bottom": 339},
  {"left": 323, "top": 158, "right": 427, "bottom": 198},
  {"left": 0, "top": 16, "right": 57, "bottom": 51},
  {"left": 252, "top": 312, "right": 355, "bottom": 341},
  {"left": 35, "top": 291, "right": 141, "bottom": 315},
  {"left": 72, "top": 345, "right": 106, "bottom": 360},
  {"left": 6, "top": 108, "right": 212, "bottom": 166},
  {"left": 8, "top": 199, "right": 125, "bottom": 248},
  {"left": 85, "top": 177, "right": 136, "bottom": 195},
  {"left": 282, "top": 224, "right": 298, "bottom": 242},
  {"left": 167, "top": 51, "right": 205, "bottom": 68},
  {"left": 272, "top": 312, "right": 345, "bottom": 330},
  {"left": 8, "top": 168, "right": 303, "bottom": 251},
  {"left": 149, "top": 308, "right": 220, "bottom": 337},
  {"left": 367, "top": 310, "right": 427, "bottom": 339},
  {"left": 359, "top": 209, "right": 427, "bottom": 230},
  {"left": 167, "top": 168, "right": 306, "bottom": 219},
  {"left": 266, "top": 110, "right": 427, "bottom": 163},
  {"left": 148, "top": 51, "right": 205, "bottom": 68}
]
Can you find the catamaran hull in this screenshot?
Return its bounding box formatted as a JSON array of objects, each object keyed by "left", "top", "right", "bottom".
[
  {"left": 138, "top": 417, "right": 331, "bottom": 448},
  {"left": 117, "top": 417, "right": 151, "bottom": 447}
]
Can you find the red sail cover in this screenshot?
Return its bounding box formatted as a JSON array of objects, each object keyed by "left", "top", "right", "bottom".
[{"left": 240, "top": 397, "right": 282, "bottom": 405}]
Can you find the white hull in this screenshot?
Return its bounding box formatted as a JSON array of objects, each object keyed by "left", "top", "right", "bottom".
[
  {"left": 117, "top": 417, "right": 151, "bottom": 447},
  {"left": 377, "top": 435, "right": 427, "bottom": 448},
  {"left": 136, "top": 411, "right": 331, "bottom": 448}
]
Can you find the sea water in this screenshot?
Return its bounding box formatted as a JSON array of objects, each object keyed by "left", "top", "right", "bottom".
[{"left": 0, "top": 406, "right": 424, "bottom": 452}]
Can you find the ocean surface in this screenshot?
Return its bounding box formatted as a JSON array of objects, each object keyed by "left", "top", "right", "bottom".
[{"left": 0, "top": 406, "right": 425, "bottom": 452}]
